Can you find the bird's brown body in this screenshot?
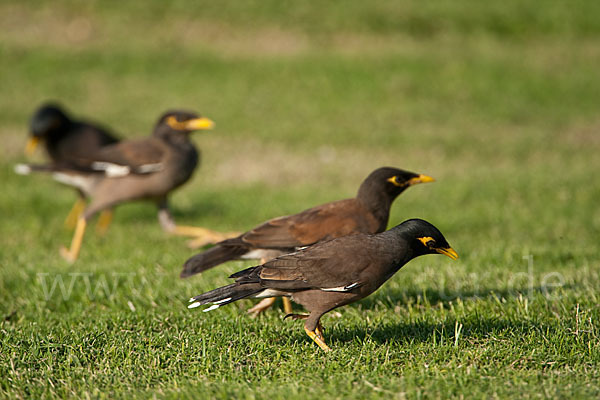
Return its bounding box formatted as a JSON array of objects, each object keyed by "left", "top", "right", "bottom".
[
  {"left": 26, "top": 103, "right": 120, "bottom": 169},
  {"left": 240, "top": 199, "right": 383, "bottom": 247},
  {"left": 182, "top": 167, "right": 434, "bottom": 278},
  {"left": 39, "top": 110, "right": 233, "bottom": 262},
  {"left": 188, "top": 219, "right": 458, "bottom": 352},
  {"left": 16, "top": 103, "right": 121, "bottom": 228},
  {"left": 78, "top": 133, "right": 199, "bottom": 218}
]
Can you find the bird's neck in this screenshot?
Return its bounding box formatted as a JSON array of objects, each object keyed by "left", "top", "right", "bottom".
[
  {"left": 356, "top": 189, "right": 393, "bottom": 231},
  {"left": 160, "top": 133, "right": 193, "bottom": 150}
]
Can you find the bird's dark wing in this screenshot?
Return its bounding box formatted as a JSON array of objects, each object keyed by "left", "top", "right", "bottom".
[
  {"left": 241, "top": 199, "right": 375, "bottom": 249},
  {"left": 90, "top": 138, "right": 167, "bottom": 176},
  {"left": 256, "top": 234, "right": 386, "bottom": 290},
  {"left": 50, "top": 122, "right": 120, "bottom": 169},
  {"left": 75, "top": 122, "right": 120, "bottom": 147}
]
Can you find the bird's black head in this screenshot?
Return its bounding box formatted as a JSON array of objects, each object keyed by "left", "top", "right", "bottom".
[
  {"left": 153, "top": 110, "right": 214, "bottom": 139},
  {"left": 395, "top": 218, "right": 458, "bottom": 260},
  {"left": 357, "top": 167, "right": 435, "bottom": 202},
  {"left": 30, "top": 103, "right": 70, "bottom": 138},
  {"left": 27, "top": 103, "right": 71, "bottom": 154}
]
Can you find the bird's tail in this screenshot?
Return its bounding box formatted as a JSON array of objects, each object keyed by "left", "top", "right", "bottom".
[
  {"left": 14, "top": 163, "right": 96, "bottom": 175},
  {"left": 181, "top": 244, "right": 248, "bottom": 278},
  {"left": 187, "top": 282, "right": 263, "bottom": 312},
  {"left": 14, "top": 163, "right": 60, "bottom": 175}
]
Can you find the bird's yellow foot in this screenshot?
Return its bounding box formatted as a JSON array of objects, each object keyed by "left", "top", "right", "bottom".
[
  {"left": 315, "top": 323, "right": 325, "bottom": 342},
  {"left": 247, "top": 297, "right": 276, "bottom": 318},
  {"left": 305, "top": 326, "right": 331, "bottom": 352},
  {"left": 181, "top": 227, "right": 240, "bottom": 249},
  {"left": 60, "top": 218, "right": 87, "bottom": 263},
  {"left": 59, "top": 246, "right": 77, "bottom": 263}
]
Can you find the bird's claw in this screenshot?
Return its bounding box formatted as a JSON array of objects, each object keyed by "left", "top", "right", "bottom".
[
  {"left": 284, "top": 313, "right": 309, "bottom": 321},
  {"left": 59, "top": 246, "right": 76, "bottom": 263}
]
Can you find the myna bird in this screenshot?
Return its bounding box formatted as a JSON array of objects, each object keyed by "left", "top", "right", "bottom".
[
  {"left": 17, "top": 103, "right": 121, "bottom": 229},
  {"left": 51, "top": 110, "right": 233, "bottom": 262},
  {"left": 24, "top": 103, "right": 120, "bottom": 165},
  {"left": 188, "top": 218, "right": 458, "bottom": 352},
  {"left": 182, "top": 167, "right": 434, "bottom": 315}
]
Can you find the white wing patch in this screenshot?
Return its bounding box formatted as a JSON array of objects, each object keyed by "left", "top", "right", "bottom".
[
  {"left": 136, "top": 163, "right": 163, "bottom": 174},
  {"left": 92, "top": 162, "right": 131, "bottom": 177},
  {"left": 321, "top": 282, "right": 361, "bottom": 292},
  {"left": 93, "top": 161, "right": 163, "bottom": 177},
  {"left": 253, "top": 289, "right": 287, "bottom": 298}
]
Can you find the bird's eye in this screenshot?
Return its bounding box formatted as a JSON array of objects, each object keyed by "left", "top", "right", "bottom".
[
  {"left": 166, "top": 116, "right": 186, "bottom": 130},
  {"left": 386, "top": 176, "right": 403, "bottom": 186},
  {"left": 417, "top": 236, "right": 435, "bottom": 247}
]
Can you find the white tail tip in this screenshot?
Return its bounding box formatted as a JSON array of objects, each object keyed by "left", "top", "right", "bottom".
[
  {"left": 14, "top": 164, "right": 31, "bottom": 175},
  {"left": 188, "top": 302, "right": 202, "bottom": 309}
]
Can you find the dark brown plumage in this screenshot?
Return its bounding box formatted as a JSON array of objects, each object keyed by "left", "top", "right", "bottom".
[
  {"left": 16, "top": 103, "right": 121, "bottom": 228},
  {"left": 24, "top": 103, "right": 120, "bottom": 168},
  {"left": 182, "top": 167, "right": 434, "bottom": 278},
  {"left": 188, "top": 218, "right": 458, "bottom": 352},
  {"left": 48, "top": 110, "right": 224, "bottom": 262}
]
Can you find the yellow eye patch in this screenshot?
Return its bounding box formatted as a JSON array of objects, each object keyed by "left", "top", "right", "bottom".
[
  {"left": 387, "top": 174, "right": 435, "bottom": 187},
  {"left": 166, "top": 116, "right": 187, "bottom": 130},
  {"left": 417, "top": 236, "right": 435, "bottom": 246},
  {"left": 386, "top": 176, "right": 403, "bottom": 186}
]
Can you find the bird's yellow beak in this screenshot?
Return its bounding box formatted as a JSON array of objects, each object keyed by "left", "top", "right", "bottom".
[
  {"left": 436, "top": 247, "right": 459, "bottom": 260},
  {"left": 25, "top": 137, "right": 41, "bottom": 156},
  {"left": 407, "top": 174, "right": 435, "bottom": 186},
  {"left": 185, "top": 117, "right": 215, "bottom": 131}
]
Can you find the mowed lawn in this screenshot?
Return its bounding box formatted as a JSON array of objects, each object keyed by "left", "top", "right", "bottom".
[{"left": 1, "top": 1, "right": 600, "bottom": 398}]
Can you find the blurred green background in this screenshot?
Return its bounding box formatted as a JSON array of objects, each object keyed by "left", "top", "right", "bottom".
[{"left": 1, "top": 1, "right": 599, "bottom": 398}]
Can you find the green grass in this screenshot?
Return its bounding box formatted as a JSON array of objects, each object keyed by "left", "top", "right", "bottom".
[{"left": 1, "top": 1, "right": 600, "bottom": 398}]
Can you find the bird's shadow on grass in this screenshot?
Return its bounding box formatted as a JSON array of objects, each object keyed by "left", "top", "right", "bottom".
[
  {"left": 331, "top": 316, "right": 538, "bottom": 348},
  {"left": 355, "top": 284, "right": 570, "bottom": 310},
  {"left": 167, "top": 200, "right": 228, "bottom": 221},
  {"left": 109, "top": 199, "right": 226, "bottom": 224},
  {"left": 296, "top": 285, "right": 571, "bottom": 347}
]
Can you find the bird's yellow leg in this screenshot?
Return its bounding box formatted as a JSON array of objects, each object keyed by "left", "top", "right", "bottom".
[
  {"left": 170, "top": 225, "right": 239, "bottom": 248},
  {"left": 95, "top": 210, "right": 113, "bottom": 235},
  {"left": 282, "top": 297, "right": 293, "bottom": 314},
  {"left": 59, "top": 218, "right": 87, "bottom": 263},
  {"left": 171, "top": 225, "right": 216, "bottom": 237},
  {"left": 305, "top": 326, "right": 331, "bottom": 352},
  {"left": 247, "top": 297, "right": 276, "bottom": 317},
  {"left": 315, "top": 323, "right": 325, "bottom": 342},
  {"left": 64, "top": 198, "right": 86, "bottom": 230}
]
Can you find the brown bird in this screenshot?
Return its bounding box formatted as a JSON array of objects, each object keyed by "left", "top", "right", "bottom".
[
  {"left": 50, "top": 109, "right": 231, "bottom": 262},
  {"left": 188, "top": 218, "right": 458, "bottom": 352},
  {"left": 16, "top": 103, "right": 121, "bottom": 229},
  {"left": 182, "top": 167, "right": 434, "bottom": 315}
]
